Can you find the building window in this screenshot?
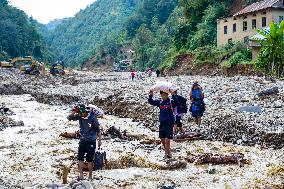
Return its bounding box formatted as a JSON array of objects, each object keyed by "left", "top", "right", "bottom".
[
  {"left": 233, "top": 23, "right": 236, "bottom": 32},
  {"left": 244, "top": 36, "right": 249, "bottom": 44},
  {"left": 224, "top": 25, "right": 227, "bottom": 34},
  {"left": 253, "top": 14, "right": 256, "bottom": 17},
  {"left": 262, "top": 17, "right": 267, "bottom": 27},
  {"left": 252, "top": 19, "right": 257, "bottom": 29},
  {"left": 243, "top": 21, "right": 247, "bottom": 31},
  {"left": 228, "top": 38, "right": 233, "bottom": 44},
  {"left": 279, "top": 16, "right": 284, "bottom": 23},
  {"left": 262, "top": 12, "right": 266, "bottom": 14},
  {"left": 233, "top": 17, "right": 237, "bottom": 20}
]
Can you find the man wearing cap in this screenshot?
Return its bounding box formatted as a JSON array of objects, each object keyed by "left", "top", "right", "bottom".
[
  {"left": 148, "top": 90, "right": 177, "bottom": 159},
  {"left": 67, "top": 104, "right": 102, "bottom": 180}
]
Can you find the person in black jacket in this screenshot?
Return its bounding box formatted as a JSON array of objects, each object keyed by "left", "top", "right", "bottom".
[
  {"left": 148, "top": 90, "right": 177, "bottom": 159},
  {"left": 171, "top": 91, "right": 187, "bottom": 134},
  {"left": 156, "top": 69, "right": 161, "bottom": 77}
]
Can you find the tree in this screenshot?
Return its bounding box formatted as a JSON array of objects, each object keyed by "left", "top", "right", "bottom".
[
  {"left": 188, "top": 3, "right": 228, "bottom": 50},
  {"left": 173, "top": 22, "right": 193, "bottom": 50},
  {"left": 134, "top": 25, "right": 153, "bottom": 68},
  {"left": 256, "top": 20, "right": 284, "bottom": 77},
  {"left": 0, "top": 0, "right": 8, "bottom": 6}
]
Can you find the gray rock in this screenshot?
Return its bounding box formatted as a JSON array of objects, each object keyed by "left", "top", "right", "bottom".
[
  {"left": 208, "top": 168, "right": 217, "bottom": 174},
  {"left": 257, "top": 87, "right": 279, "bottom": 97},
  {"left": 237, "top": 106, "right": 262, "bottom": 113},
  {"left": 159, "top": 182, "right": 176, "bottom": 189}
]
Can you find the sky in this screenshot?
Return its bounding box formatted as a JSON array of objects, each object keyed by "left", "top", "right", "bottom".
[{"left": 9, "top": 0, "right": 96, "bottom": 24}]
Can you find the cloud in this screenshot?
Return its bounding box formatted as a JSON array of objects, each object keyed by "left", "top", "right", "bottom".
[{"left": 9, "top": 0, "right": 96, "bottom": 24}]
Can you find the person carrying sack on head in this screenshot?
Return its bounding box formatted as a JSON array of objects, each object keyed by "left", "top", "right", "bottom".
[
  {"left": 189, "top": 82, "right": 205, "bottom": 128},
  {"left": 171, "top": 90, "right": 187, "bottom": 135},
  {"left": 67, "top": 104, "right": 102, "bottom": 181},
  {"left": 148, "top": 90, "right": 177, "bottom": 159}
]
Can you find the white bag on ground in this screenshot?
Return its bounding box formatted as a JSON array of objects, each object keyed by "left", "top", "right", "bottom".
[
  {"left": 150, "top": 81, "right": 178, "bottom": 93},
  {"left": 88, "top": 104, "right": 104, "bottom": 118}
]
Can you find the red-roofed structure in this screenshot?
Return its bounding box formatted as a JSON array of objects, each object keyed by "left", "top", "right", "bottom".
[
  {"left": 234, "top": 0, "right": 283, "bottom": 16},
  {"left": 217, "top": 0, "right": 284, "bottom": 47}
]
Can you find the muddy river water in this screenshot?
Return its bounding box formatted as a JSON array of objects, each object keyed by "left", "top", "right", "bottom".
[{"left": 0, "top": 94, "right": 283, "bottom": 189}]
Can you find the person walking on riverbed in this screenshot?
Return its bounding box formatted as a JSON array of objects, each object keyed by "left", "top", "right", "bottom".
[
  {"left": 156, "top": 69, "right": 161, "bottom": 77},
  {"left": 171, "top": 90, "right": 187, "bottom": 134},
  {"left": 148, "top": 90, "right": 177, "bottom": 159},
  {"left": 67, "top": 104, "right": 102, "bottom": 181},
  {"left": 131, "top": 71, "right": 136, "bottom": 81},
  {"left": 189, "top": 82, "right": 205, "bottom": 128}
]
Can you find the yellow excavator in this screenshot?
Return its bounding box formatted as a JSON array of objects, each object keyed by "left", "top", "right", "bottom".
[{"left": 10, "top": 56, "right": 45, "bottom": 75}]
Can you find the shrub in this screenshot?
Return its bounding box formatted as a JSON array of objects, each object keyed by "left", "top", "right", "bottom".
[
  {"left": 221, "top": 60, "right": 231, "bottom": 69},
  {"left": 228, "top": 52, "right": 245, "bottom": 66}
]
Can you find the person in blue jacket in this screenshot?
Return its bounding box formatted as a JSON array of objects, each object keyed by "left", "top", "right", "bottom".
[
  {"left": 189, "top": 82, "right": 205, "bottom": 127},
  {"left": 148, "top": 90, "right": 177, "bottom": 159},
  {"left": 67, "top": 104, "right": 102, "bottom": 181}
]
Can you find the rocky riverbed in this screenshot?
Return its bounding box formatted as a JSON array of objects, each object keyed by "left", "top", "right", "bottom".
[
  {"left": 1, "top": 68, "right": 284, "bottom": 148},
  {"left": 0, "top": 68, "right": 284, "bottom": 188}
]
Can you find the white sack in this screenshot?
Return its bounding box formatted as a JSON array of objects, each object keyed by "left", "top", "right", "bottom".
[
  {"left": 88, "top": 104, "right": 104, "bottom": 118},
  {"left": 150, "top": 81, "right": 178, "bottom": 93}
]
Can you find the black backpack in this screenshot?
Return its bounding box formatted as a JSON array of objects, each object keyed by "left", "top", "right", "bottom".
[
  {"left": 94, "top": 151, "right": 107, "bottom": 170},
  {"left": 175, "top": 95, "right": 188, "bottom": 114}
]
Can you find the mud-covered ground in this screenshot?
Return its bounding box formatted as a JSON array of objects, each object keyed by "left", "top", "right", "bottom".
[{"left": 0, "top": 68, "right": 284, "bottom": 188}]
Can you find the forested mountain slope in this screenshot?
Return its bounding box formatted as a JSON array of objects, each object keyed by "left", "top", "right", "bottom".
[
  {"left": 0, "top": 0, "right": 51, "bottom": 61},
  {"left": 46, "top": 0, "right": 138, "bottom": 67},
  {"left": 31, "top": 0, "right": 260, "bottom": 69}
]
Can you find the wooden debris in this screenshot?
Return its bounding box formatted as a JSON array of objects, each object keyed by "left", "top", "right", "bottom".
[
  {"left": 173, "top": 132, "right": 204, "bottom": 142},
  {"left": 159, "top": 160, "right": 187, "bottom": 170},
  {"left": 123, "top": 130, "right": 147, "bottom": 140},
  {"left": 104, "top": 126, "right": 125, "bottom": 139},
  {"left": 61, "top": 165, "right": 70, "bottom": 184},
  {"left": 185, "top": 153, "right": 249, "bottom": 167},
  {"left": 59, "top": 130, "right": 80, "bottom": 139},
  {"left": 268, "top": 165, "right": 284, "bottom": 177},
  {"left": 105, "top": 153, "right": 186, "bottom": 170},
  {"left": 104, "top": 126, "right": 150, "bottom": 140},
  {"left": 139, "top": 139, "right": 161, "bottom": 145},
  {"left": 257, "top": 87, "right": 279, "bottom": 97}
]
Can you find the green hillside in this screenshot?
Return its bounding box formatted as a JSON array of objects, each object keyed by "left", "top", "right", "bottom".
[
  {"left": 46, "top": 0, "right": 138, "bottom": 67},
  {"left": 94, "top": 0, "right": 234, "bottom": 70},
  {"left": 0, "top": 0, "right": 52, "bottom": 61}
]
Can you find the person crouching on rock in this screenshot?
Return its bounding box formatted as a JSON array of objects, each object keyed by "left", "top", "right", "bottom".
[
  {"left": 189, "top": 82, "right": 205, "bottom": 128},
  {"left": 148, "top": 90, "right": 177, "bottom": 159},
  {"left": 67, "top": 104, "right": 102, "bottom": 181}
]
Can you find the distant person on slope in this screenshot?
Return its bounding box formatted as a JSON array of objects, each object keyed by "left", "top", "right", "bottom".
[
  {"left": 171, "top": 90, "right": 187, "bottom": 134},
  {"left": 67, "top": 104, "right": 102, "bottom": 181},
  {"left": 189, "top": 82, "right": 205, "bottom": 128},
  {"left": 131, "top": 71, "right": 136, "bottom": 81},
  {"left": 147, "top": 68, "right": 152, "bottom": 77},
  {"left": 148, "top": 90, "right": 177, "bottom": 159}
]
